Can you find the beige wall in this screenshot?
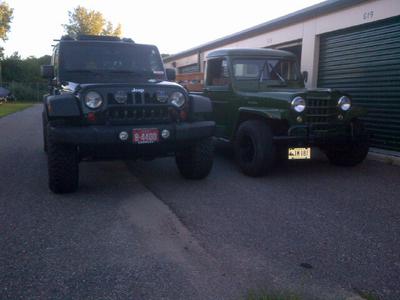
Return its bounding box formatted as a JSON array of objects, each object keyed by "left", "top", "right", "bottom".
[{"left": 165, "top": 0, "right": 400, "bottom": 88}]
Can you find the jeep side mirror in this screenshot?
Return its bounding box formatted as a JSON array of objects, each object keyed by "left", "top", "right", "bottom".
[
  {"left": 166, "top": 68, "right": 176, "bottom": 81},
  {"left": 302, "top": 71, "right": 308, "bottom": 83},
  {"left": 41, "top": 65, "right": 54, "bottom": 79}
]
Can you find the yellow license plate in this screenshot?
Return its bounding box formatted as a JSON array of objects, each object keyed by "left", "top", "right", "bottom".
[{"left": 288, "top": 147, "right": 311, "bottom": 160}]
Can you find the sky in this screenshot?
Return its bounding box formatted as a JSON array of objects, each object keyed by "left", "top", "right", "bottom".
[{"left": 3, "top": 0, "right": 324, "bottom": 58}]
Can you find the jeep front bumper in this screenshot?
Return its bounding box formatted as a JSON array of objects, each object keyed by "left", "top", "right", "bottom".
[{"left": 48, "top": 121, "right": 215, "bottom": 145}]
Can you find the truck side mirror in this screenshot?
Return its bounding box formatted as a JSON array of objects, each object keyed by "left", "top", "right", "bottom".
[
  {"left": 302, "top": 71, "right": 308, "bottom": 83},
  {"left": 166, "top": 68, "right": 176, "bottom": 81},
  {"left": 41, "top": 65, "right": 54, "bottom": 79}
]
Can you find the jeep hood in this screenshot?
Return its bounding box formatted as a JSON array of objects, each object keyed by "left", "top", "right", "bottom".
[{"left": 62, "top": 81, "right": 184, "bottom": 93}]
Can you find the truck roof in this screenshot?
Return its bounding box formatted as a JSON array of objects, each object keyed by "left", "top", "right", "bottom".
[{"left": 207, "top": 48, "right": 296, "bottom": 59}]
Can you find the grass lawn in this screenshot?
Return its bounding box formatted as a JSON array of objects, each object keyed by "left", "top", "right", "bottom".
[{"left": 0, "top": 102, "right": 35, "bottom": 118}]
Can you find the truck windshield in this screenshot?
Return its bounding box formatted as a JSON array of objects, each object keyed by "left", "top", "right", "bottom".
[
  {"left": 59, "top": 42, "right": 165, "bottom": 83},
  {"left": 233, "top": 58, "right": 299, "bottom": 85}
]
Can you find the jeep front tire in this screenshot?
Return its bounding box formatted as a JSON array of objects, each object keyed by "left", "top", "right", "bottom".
[
  {"left": 175, "top": 138, "right": 214, "bottom": 179},
  {"left": 234, "top": 120, "right": 276, "bottom": 177},
  {"left": 47, "top": 125, "right": 79, "bottom": 193}
]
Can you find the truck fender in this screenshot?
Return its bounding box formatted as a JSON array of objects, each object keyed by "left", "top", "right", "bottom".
[
  {"left": 189, "top": 94, "right": 213, "bottom": 113},
  {"left": 238, "top": 107, "right": 286, "bottom": 120},
  {"left": 45, "top": 94, "right": 81, "bottom": 118}
]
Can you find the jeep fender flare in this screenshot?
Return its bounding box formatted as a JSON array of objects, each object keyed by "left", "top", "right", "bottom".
[
  {"left": 45, "top": 94, "right": 81, "bottom": 119},
  {"left": 189, "top": 94, "right": 213, "bottom": 114}
]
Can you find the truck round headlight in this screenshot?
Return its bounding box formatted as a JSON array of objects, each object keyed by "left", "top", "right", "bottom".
[
  {"left": 170, "top": 91, "right": 186, "bottom": 108},
  {"left": 291, "top": 96, "right": 306, "bottom": 113},
  {"left": 114, "top": 90, "right": 128, "bottom": 104},
  {"left": 85, "top": 91, "right": 103, "bottom": 109},
  {"left": 338, "top": 96, "right": 351, "bottom": 111}
]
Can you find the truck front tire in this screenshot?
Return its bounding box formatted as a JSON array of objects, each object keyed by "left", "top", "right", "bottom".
[
  {"left": 47, "top": 126, "right": 79, "bottom": 193},
  {"left": 324, "top": 120, "right": 369, "bottom": 167},
  {"left": 176, "top": 138, "right": 214, "bottom": 179},
  {"left": 234, "top": 120, "right": 276, "bottom": 177}
]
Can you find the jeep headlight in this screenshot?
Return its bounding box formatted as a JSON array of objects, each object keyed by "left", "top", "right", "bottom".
[
  {"left": 85, "top": 91, "right": 103, "bottom": 109},
  {"left": 338, "top": 96, "right": 351, "bottom": 111},
  {"left": 170, "top": 91, "right": 186, "bottom": 108},
  {"left": 291, "top": 96, "right": 306, "bottom": 113}
]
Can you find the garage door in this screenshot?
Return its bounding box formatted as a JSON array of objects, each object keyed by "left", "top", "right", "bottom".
[{"left": 318, "top": 16, "right": 400, "bottom": 151}]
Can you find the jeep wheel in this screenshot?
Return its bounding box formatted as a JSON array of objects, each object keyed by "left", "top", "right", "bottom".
[
  {"left": 47, "top": 127, "right": 79, "bottom": 193},
  {"left": 234, "top": 120, "right": 276, "bottom": 177},
  {"left": 324, "top": 120, "right": 369, "bottom": 167},
  {"left": 42, "top": 111, "right": 48, "bottom": 153},
  {"left": 175, "top": 138, "right": 214, "bottom": 179}
]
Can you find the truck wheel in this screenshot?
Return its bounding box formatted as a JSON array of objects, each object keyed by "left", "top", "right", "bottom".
[
  {"left": 325, "top": 120, "right": 369, "bottom": 167},
  {"left": 175, "top": 138, "right": 214, "bottom": 179},
  {"left": 47, "top": 127, "right": 79, "bottom": 193},
  {"left": 42, "top": 111, "right": 48, "bottom": 153},
  {"left": 234, "top": 120, "right": 276, "bottom": 177}
]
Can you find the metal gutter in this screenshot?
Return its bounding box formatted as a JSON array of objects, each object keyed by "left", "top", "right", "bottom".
[{"left": 164, "top": 0, "right": 367, "bottom": 62}]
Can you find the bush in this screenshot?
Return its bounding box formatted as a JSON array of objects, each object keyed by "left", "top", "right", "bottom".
[{"left": 4, "top": 82, "right": 48, "bottom": 102}]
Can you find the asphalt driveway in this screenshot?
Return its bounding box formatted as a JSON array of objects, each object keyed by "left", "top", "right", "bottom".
[{"left": 1, "top": 105, "right": 399, "bottom": 299}]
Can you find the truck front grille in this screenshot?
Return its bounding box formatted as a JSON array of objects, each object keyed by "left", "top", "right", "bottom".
[{"left": 305, "top": 94, "right": 338, "bottom": 132}]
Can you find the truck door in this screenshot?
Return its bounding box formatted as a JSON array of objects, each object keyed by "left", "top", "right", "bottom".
[{"left": 204, "top": 58, "right": 232, "bottom": 138}]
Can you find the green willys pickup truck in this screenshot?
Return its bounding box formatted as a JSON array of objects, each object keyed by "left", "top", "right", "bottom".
[{"left": 197, "top": 48, "right": 369, "bottom": 176}]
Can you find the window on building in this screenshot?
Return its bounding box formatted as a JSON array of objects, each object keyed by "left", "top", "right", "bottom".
[{"left": 206, "top": 58, "right": 230, "bottom": 86}]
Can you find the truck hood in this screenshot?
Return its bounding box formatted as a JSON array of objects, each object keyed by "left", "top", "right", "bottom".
[
  {"left": 236, "top": 88, "right": 340, "bottom": 110},
  {"left": 237, "top": 88, "right": 335, "bottom": 101}
]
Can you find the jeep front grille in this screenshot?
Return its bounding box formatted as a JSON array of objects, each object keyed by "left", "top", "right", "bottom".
[{"left": 107, "top": 92, "right": 161, "bottom": 105}]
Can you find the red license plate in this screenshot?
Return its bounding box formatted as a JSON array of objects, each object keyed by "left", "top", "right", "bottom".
[{"left": 132, "top": 128, "right": 159, "bottom": 144}]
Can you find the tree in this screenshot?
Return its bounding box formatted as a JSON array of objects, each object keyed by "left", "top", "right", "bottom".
[
  {"left": 63, "top": 6, "right": 122, "bottom": 38},
  {"left": 0, "top": 1, "right": 13, "bottom": 59},
  {"left": 0, "top": 1, "right": 13, "bottom": 41}
]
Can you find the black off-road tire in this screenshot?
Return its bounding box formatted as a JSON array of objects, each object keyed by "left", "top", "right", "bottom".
[
  {"left": 324, "top": 120, "right": 369, "bottom": 167},
  {"left": 42, "top": 111, "right": 48, "bottom": 153},
  {"left": 234, "top": 120, "right": 276, "bottom": 177},
  {"left": 47, "top": 126, "right": 79, "bottom": 193},
  {"left": 176, "top": 138, "right": 214, "bottom": 179}
]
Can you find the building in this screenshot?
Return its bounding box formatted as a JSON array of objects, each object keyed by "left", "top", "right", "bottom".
[{"left": 164, "top": 0, "right": 400, "bottom": 151}]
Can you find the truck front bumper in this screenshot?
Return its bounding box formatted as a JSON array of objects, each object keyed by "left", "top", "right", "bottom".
[{"left": 272, "top": 124, "right": 368, "bottom": 147}]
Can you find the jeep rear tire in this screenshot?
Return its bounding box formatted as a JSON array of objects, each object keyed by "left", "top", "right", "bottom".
[
  {"left": 324, "top": 120, "right": 369, "bottom": 167},
  {"left": 234, "top": 120, "right": 276, "bottom": 177},
  {"left": 47, "top": 126, "right": 79, "bottom": 193},
  {"left": 176, "top": 138, "right": 214, "bottom": 179},
  {"left": 42, "top": 111, "right": 48, "bottom": 153}
]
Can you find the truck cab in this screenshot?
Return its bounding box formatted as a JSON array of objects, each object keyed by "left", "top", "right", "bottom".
[{"left": 200, "top": 48, "right": 369, "bottom": 176}]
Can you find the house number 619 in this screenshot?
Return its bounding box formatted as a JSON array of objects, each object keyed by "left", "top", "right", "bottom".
[{"left": 363, "top": 11, "right": 374, "bottom": 20}]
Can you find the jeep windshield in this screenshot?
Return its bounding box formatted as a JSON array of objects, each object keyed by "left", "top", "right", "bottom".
[
  {"left": 232, "top": 58, "right": 300, "bottom": 87},
  {"left": 59, "top": 42, "right": 165, "bottom": 83}
]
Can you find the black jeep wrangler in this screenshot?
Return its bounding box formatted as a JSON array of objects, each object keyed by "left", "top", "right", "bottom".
[{"left": 41, "top": 35, "right": 215, "bottom": 194}]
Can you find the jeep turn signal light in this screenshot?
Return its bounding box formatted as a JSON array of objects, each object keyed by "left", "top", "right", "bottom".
[
  {"left": 179, "top": 110, "right": 188, "bottom": 121},
  {"left": 87, "top": 112, "right": 96, "bottom": 122}
]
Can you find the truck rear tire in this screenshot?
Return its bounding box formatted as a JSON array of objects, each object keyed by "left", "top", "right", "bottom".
[
  {"left": 176, "top": 138, "right": 214, "bottom": 179},
  {"left": 234, "top": 120, "right": 276, "bottom": 177},
  {"left": 324, "top": 120, "right": 369, "bottom": 167},
  {"left": 47, "top": 126, "right": 79, "bottom": 193}
]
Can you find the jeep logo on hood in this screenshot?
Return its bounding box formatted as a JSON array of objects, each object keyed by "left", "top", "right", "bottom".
[{"left": 132, "top": 88, "right": 145, "bottom": 93}]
